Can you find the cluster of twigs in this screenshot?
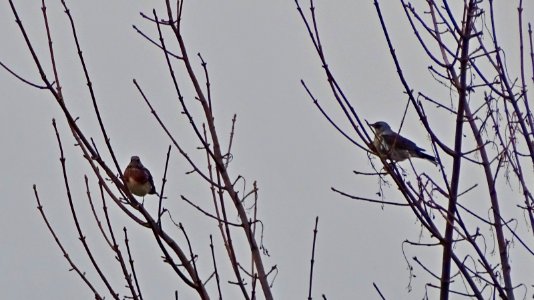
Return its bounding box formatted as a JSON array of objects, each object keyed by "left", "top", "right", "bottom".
[
  {"left": 5, "top": 0, "right": 275, "bottom": 299},
  {"left": 296, "top": 0, "right": 533, "bottom": 299},
  {"left": 5, "top": 0, "right": 534, "bottom": 298}
]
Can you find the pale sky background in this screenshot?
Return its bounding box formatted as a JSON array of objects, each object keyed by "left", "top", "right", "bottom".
[{"left": 1, "top": 1, "right": 533, "bottom": 299}]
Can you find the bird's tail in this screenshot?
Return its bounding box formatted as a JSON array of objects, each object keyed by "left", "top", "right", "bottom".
[
  {"left": 417, "top": 152, "right": 438, "bottom": 165},
  {"left": 149, "top": 186, "right": 160, "bottom": 196}
]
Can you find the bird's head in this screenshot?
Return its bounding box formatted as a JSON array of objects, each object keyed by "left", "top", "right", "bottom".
[
  {"left": 370, "top": 121, "right": 392, "bottom": 135},
  {"left": 129, "top": 156, "right": 142, "bottom": 167}
]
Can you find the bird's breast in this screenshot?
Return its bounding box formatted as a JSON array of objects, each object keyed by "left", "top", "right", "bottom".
[{"left": 126, "top": 178, "right": 151, "bottom": 197}]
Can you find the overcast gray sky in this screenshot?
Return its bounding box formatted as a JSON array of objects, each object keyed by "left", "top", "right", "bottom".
[{"left": 1, "top": 1, "right": 533, "bottom": 299}]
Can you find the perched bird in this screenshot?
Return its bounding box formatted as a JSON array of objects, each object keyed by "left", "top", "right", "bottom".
[
  {"left": 370, "top": 121, "right": 437, "bottom": 165},
  {"left": 123, "top": 156, "right": 158, "bottom": 197}
]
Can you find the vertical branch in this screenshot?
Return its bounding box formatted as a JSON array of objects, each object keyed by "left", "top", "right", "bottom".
[
  {"left": 124, "top": 228, "right": 144, "bottom": 300},
  {"left": 41, "top": 0, "right": 61, "bottom": 95},
  {"left": 179, "top": 223, "right": 200, "bottom": 283},
  {"left": 86, "top": 178, "right": 112, "bottom": 248},
  {"left": 440, "top": 1, "right": 477, "bottom": 299},
  {"left": 307, "top": 217, "right": 319, "bottom": 300},
  {"left": 250, "top": 181, "right": 259, "bottom": 282},
  {"left": 100, "top": 185, "right": 139, "bottom": 300},
  {"left": 202, "top": 122, "right": 249, "bottom": 299},
  {"left": 528, "top": 24, "right": 534, "bottom": 83},
  {"left": 215, "top": 171, "right": 250, "bottom": 299},
  {"left": 209, "top": 235, "right": 223, "bottom": 300},
  {"left": 517, "top": 1, "right": 534, "bottom": 138},
  {"left": 157, "top": 145, "right": 172, "bottom": 227}
]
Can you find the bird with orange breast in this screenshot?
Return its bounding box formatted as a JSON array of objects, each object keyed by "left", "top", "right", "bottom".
[{"left": 123, "top": 156, "right": 159, "bottom": 199}]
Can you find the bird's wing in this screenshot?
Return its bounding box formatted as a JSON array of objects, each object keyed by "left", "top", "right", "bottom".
[
  {"left": 381, "top": 133, "right": 424, "bottom": 152},
  {"left": 143, "top": 167, "right": 157, "bottom": 194},
  {"left": 145, "top": 168, "right": 155, "bottom": 184}
]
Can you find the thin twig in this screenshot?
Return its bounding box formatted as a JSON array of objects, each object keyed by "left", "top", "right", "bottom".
[
  {"left": 373, "top": 282, "right": 386, "bottom": 300},
  {"left": 124, "top": 228, "right": 144, "bottom": 300},
  {"left": 158, "top": 145, "right": 172, "bottom": 227},
  {"left": 181, "top": 195, "right": 244, "bottom": 227},
  {"left": 209, "top": 235, "right": 223, "bottom": 300},
  {"left": 0, "top": 61, "right": 48, "bottom": 89},
  {"left": 307, "top": 216, "right": 319, "bottom": 300},
  {"left": 132, "top": 25, "right": 183, "bottom": 60}
]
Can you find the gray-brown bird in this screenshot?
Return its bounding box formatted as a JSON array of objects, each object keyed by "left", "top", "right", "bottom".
[
  {"left": 370, "top": 121, "right": 437, "bottom": 165},
  {"left": 123, "top": 156, "right": 158, "bottom": 197}
]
